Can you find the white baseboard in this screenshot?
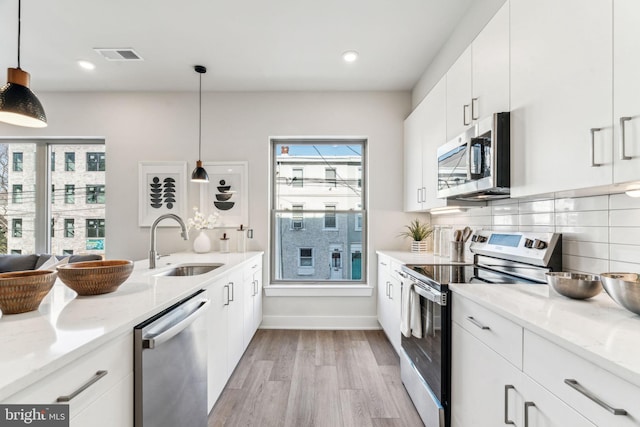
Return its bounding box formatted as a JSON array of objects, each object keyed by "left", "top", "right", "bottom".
[{"left": 260, "top": 315, "right": 381, "bottom": 330}]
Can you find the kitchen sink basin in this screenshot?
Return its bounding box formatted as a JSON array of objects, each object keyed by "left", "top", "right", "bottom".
[{"left": 155, "top": 263, "right": 224, "bottom": 277}]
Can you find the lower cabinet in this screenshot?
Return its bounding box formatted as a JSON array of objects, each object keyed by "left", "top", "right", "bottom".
[
  {"left": 3, "top": 332, "right": 134, "bottom": 427},
  {"left": 242, "top": 256, "right": 263, "bottom": 348},
  {"left": 377, "top": 255, "right": 401, "bottom": 354}
]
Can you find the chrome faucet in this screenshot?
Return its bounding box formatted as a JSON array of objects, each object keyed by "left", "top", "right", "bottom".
[{"left": 149, "top": 214, "right": 189, "bottom": 269}]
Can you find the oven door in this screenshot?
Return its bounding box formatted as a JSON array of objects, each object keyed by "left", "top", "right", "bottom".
[{"left": 401, "top": 280, "right": 450, "bottom": 427}]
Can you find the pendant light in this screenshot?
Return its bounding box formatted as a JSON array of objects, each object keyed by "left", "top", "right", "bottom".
[
  {"left": 0, "top": 0, "right": 47, "bottom": 128},
  {"left": 191, "top": 65, "right": 209, "bottom": 183}
]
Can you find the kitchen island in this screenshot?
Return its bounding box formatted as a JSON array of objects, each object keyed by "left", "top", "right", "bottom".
[{"left": 0, "top": 251, "right": 263, "bottom": 402}]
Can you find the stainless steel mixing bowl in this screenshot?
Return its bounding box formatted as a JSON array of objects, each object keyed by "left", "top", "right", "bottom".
[
  {"left": 600, "top": 273, "right": 640, "bottom": 316},
  {"left": 545, "top": 272, "right": 602, "bottom": 300}
]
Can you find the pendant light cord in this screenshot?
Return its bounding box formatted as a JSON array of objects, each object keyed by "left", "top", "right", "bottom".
[
  {"left": 198, "top": 71, "right": 202, "bottom": 159},
  {"left": 17, "top": 0, "right": 22, "bottom": 69}
]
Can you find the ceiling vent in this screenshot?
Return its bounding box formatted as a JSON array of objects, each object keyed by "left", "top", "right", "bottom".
[{"left": 94, "top": 48, "right": 143, "bottom": 61}]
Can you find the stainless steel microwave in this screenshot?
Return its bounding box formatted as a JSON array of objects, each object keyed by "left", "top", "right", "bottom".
[{"left": 436, "top": 112, "right": 510, "bottom": 200}]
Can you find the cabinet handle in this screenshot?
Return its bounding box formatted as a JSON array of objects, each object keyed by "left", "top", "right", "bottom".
[
  {"left": 620, "top": 117, "right": 633, "bottom": 160},
  {"left": 421, "top": 187, "right": 426, "bottom": 202},
  {"left": 56, "top": 370, "right": 108, "bottom": 402},
  {"left": 471, "top": 98, "right": 479, "bottom": 120},
  {"left": 254, "top": 280, "right": 258, "bottom": 296},
  {"left": 417, "top": 188, "right": 422, "bottom": 204},
  {"left": 385, "top": 281, "right": 390, "bottom": 297},
  {"left": 389, "top": 282, "right": 393, "bottom": 300},
  {"left": 380, "top": 262, "right": 387, "bottom": 266},
  {"left": 564, "top": 379, "right": 628, "bottom": 416},
  {"left": 463, "top": 104, "right": 471, "bottom": 125},
  {"left": 466, "top": 316, "right": 490, "bottom": 330},
  {"left": 224, "top": 284, "right": 230, "bottom": 306},
  {"left": 524, "top": 401, "right": 535, "bottom": 427},
  {"left": 228, "top": 282, "right": 235, "bottom": 301},
  {"left": 504, "top": 385, "right": 515, "bottom": 425},
  {"left": 590, "top": 128, "right": 603, "bottom": 167}
]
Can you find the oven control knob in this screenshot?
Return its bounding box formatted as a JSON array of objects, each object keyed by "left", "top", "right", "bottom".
[
  {"left": 533, "top": 239, "right": 547, "bottom": 250},
  {"left": 524, "top": 238, "right": 534, "bottom": 248},
  {"left": 476, "top": 235, "right": 487, "bottom": 243}
]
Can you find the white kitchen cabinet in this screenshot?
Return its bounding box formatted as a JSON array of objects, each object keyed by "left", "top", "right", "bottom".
[
  {"left": 403, "top": 77, "right": 448, "bottom": 211},
  {"left": 377, "top": 255, "right": 401, "bottom": 354},
  {"left": 205, "top": 277, "right": 230, "bottom": 412},
  {"left": 471, "top": 1, "right": 510, "bottom": 121},
  {"left": 242, "top": 255, "right": 263, "bottom": 349},
  {"left": 4, "top": 332, "right": 133, "bottom": 427},
  {"left": 446, "top": 47, "right": 473, "bottom": 140},
  {"left": 451, "top": 322, "right": 525, "bottom": 427},
  {"left": 613, "top": 0, "right": 640, "bottom": 183},
  {"left": 226, "top": 268, "right": 245, "bottom": 376},
  {"left": 510, "top": 0, "right": 614, "bottom": 197}
]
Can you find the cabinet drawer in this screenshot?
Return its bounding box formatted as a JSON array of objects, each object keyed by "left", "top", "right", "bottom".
[
  {"left": 453, "top": 294, "right": 522, "bottom": 368},
  {"left": 524, "top": 330, "right": 640, "bottom": 427},
  {"left": 378, "top": 254, "right": 391, "bottom": 274},
  {"left": 5, "top": 333, "right": 133, "bottom": 419},
  {"left": 243, "top": 256, "right": 262, "bottom": 281}
]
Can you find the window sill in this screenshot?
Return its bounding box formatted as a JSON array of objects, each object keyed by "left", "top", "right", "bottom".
[{"left": 264, "top": 284, "right": 374, "bottom": 297}]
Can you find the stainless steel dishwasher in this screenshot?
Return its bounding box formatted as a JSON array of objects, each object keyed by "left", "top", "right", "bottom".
[{"left": 134, "top": 289, "right": 210, "bottom": 427}]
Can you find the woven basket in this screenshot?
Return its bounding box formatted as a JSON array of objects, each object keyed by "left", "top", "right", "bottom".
[
  {"left": 0, "top": 270, "right": 57, "bottom": 315},
  {"left": 57, "top": 260, "right": 134, "bottom": 296}
]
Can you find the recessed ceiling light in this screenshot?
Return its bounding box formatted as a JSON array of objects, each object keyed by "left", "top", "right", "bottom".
[
  {"left": 78, "top": 60, "right": 95, "bottom": 70},
  {"left": 342, "top": 50, "right": 359, "bottom": 63}
]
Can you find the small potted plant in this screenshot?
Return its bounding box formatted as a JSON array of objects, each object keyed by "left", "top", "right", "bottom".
[{"left": 399, "top": 218, "right": 433, "bottom": 253}]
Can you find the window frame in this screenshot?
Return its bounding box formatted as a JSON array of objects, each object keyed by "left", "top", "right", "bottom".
[
  {"left": 323, "top": 204, "right": 337, "bottom": 229},
  {"left": 12, "top": 219, "right": 22, "bottom": 238},
  {"left": 12, "top": 152, "right": 23, "bottom": 172},
  {"left": 64, "top": 152, "right": 75, "bottom": 171},
  {"left": 12, "top": 184, "right": 23, "bottom": 204},
  {"left": 270, "top": 138, "right": 367, "bottom": 286},
  {"left": 64, "top": 219, "right": 75, "bottom": 238},
  {"left": 65, "top": 184, "right": 75, "bottom": 204},
  {"left": 86, "top": 152, "right": 106, "bottom": 172},
  {"left": 86, "top": 218, "right": 106, "bottom": 238},
  {"left": 86, "top": 185, "right": 106, "bottom": 204}
]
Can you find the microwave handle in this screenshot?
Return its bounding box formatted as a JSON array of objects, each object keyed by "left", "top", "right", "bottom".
[{"left": 466, "top": 140, "right": 472, "bottom": 180}]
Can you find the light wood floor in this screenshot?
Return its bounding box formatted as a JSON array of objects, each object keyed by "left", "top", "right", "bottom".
[{"left": 208, "top": 329, "right": 424, "bottom": 427}]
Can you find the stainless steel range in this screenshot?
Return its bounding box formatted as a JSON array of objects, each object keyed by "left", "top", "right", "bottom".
[{"left": 399, "top": 231, "right": 562, "bottom": 427}]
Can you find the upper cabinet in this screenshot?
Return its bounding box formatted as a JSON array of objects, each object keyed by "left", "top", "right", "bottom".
[
  {"left": 404, "top": 77, "right": 447, "bottom": 212},
  {"left": 613, "top": 0, "right": 640, "bottom": 183},
  {"left": 446, "top": 2, "right": 510, "bottom": 140}
]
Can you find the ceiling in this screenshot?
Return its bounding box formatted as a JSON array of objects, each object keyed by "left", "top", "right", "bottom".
[{"left": 0, "top": 0, "right": 473, "bottom": 92}]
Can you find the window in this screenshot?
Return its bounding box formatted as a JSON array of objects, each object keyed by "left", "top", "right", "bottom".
[
  {"left": 64, "top": 152, "right": 75, "bottom": 171},
  {"left": 292, "top": 168, "right": 303, "bottom": 187},
  {"left": 12, "top": 185, "right": 23, "bottom": 203},
  {"left": 63, "top": 249, "right": 74, "bottom": 256},
  {"left": 10, "top": 249, "right": 22, "bottom": 254},
  {"left": 86, "top": 152, "right": 106, "bottom": 171},
  {"left": 12, "top": 219, "right": 22, "bottom": 238},
  {"left": 325, "top": 168, "right": 337, "bottom": 187},
  {"left": 65, "top": 185, "right": 75, "bottom": 204},
  {"left": 86, "top": 219, "right": 105, "bottom": 238},
  {"left": 272, "top": 140, "right": 366, "bottom": 283},
  {"left": 0, "top": 142, "right": 106, "bottom": 256},
  {"left": 291, "top": 204, "right": 304, "bottom": 230},
  {"left": 86, "top": 185, "right": 106, "bottom": 204},
  {"left": 13, "top": 152, "right": 23, "bottom": 171},
  {"left": 299, "top": 248, "right": 313, "bottom": 267},
  {"left": 64, "top": 219, "right": 75, "bottom": 238},
  {"left": 324, "top": 204, "right": 336, "bottom": 229}
]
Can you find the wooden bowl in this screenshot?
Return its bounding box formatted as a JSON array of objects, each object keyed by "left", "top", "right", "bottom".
[
  {"left": 57, "top": 260, "right": 133, "bottom": 296},
  {"left": 0, "top": 270, "right": 57, "bottom": 314}
]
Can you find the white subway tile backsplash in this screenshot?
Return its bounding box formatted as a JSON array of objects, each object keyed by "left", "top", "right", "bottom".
[
  {"left": 519, "top": 213, "right": 554, "bottom": 226},
  {"left": 610, "top": 209, "right": 640, "bottom": 227},
  {"left": 610, "top": 193, "right": 640, "bottom": 210},
  {"left": 610, "top": 228, "right": 640, "bottom": 245},
  {"left": 555, "top": 211, "right": 608, "bottom": 227},
  {"left": 609, "top": 244, "right": 640, "bottom": 265},
  {"left": 562, "top": 254, "right": 609, "bottom": 275},
  {"left": 563, "top": 240, "right": 609, "bottom": 259},
  {"left": 519, "top": 199, "right": 554, "bottom": 213},
  {"left": 556, "top": 226, "right": 609, "bottom": 243},
  {"left": 429, "top": 193, "right": 638, "bottom": 274},
  {"left": 555, "top": 195, "right": 608, "bottom": 212}
]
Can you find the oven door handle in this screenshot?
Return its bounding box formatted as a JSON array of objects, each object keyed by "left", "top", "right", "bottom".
[{"left": 411, "top": 282, "right": 446, "bottom": 306}]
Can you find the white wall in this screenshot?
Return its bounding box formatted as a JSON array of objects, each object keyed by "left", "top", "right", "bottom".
[{"left": 0, "top": 90, "right": 413, "bottom": 328}]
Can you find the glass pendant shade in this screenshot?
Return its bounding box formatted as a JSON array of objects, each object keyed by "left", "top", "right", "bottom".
[
  {"left": 191, "top": 160, "right": 209, "bottom": 183},
  {"left": 0, "top": 69, "right": 47, "bottom": 129}
]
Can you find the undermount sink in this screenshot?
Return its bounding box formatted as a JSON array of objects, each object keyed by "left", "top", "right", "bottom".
[{"left": 155, "top": 263, "right": 224, "bottom": 277}]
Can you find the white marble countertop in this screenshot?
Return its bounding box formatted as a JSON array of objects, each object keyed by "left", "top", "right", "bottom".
[
  {"left": 0, "top": 251, "right": 263, "bottom": 401},
  {"left": 451, "top": 283, "right": 640, "bottom": 388},
  {"left": 376, "top": 250, "right": 473, "bottom": 266}
]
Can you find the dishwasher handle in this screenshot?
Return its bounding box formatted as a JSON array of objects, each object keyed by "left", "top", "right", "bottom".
[{"left": 143, "top": 299, "right": 210, "bottom": 349}]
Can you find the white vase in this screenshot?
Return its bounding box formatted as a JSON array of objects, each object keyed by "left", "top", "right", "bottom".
[
  {"left": 411, "top": 240, "right": 428, "bottom": 253},
  {"left": 193, "top": 230, "right": 211, "bottom": 253}
]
